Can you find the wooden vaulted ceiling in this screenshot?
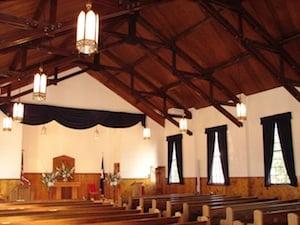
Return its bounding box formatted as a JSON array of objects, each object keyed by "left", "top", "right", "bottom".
[{"left": 0, "top": 0, "right": 300, "bottom": 134}]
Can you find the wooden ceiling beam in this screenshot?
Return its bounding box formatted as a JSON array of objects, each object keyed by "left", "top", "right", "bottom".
[
  {"left": 138, "top": 15, "right": 240, "bottom": 104},
  {"left": 174, "top": 8, "right": 223, "bottom": 41},
  {"left": 33, "top": 0, "right": 49, "bottom": 21},
  {"left": 0, "top": 67, "right": 89, "bottom": 105},
  {"left": 104, "top": 31, "right": 168, "bottom": 48},
  {"left": 206, "top": 0, "right": 300, "bottom": 78},
  {"left": 0, "top": 13, "right": 38, "bottom": 30},
  {"left": 198, "top": 0, "right": 300, "bottom": 102},
  {"left": 103, "top": 51, "right": 193, "bottom": 119},
  {"left": 49, "top": 0, "right": 58, "bottom": 24},
  {"left": 140, "top": 42, "right": 243, "bottom": 127}
]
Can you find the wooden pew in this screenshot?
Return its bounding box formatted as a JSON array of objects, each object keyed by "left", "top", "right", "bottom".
[
  {"left": 30, "top": 212, "right": 161, "bottom": 225},
  {"left": 136, "top": 194, "right": 206, "bottom": 212},
  {"left": 128, "top": 193, "right": 197, "bottom": 210},
  {"left": 82, "top": 217, "right": 181, "bottom": 225},
  {"left": 221, "top": 200, "right": 299, "bottom": 225},
  {"left": 0, "top": 209, "right": 141, "bottom": 223},
  {"left": 251, "top": 208, "right": 300, "bottom": 225},
  {"left": 288, "top": 212, "right": 300, "bottom": 225},
  {"left": 0, "top": 207, "right": 126, "bottom": 218},
  {"left": 164, "top": 196, "right": 243, "bottom": 217},
  {"left": 0, "top": 200, "right": 107, "bottom": 211},
  {"left": 0, "top": 203, "right": 116, "bottom": 214},
  {"left": 233, "top": 202, "right": 300, "bottom": 225},
  {"left": 181, "top": 197, "right": 260, "bottom": 222},
  {"left": 198, "top": 198, "right": 278, "bottom": 225},
  {"left": 150, "top": 195, "right": 226, "bottom": 215}
]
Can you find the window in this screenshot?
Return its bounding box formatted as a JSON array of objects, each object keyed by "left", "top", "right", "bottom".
[
  {"left": 167, "top": 134, "right": 183, "bottom": 184},
  {"left": 169, "top": 142, "right": 180, "bottom": 183},
  {"left": 270, "top": 123, "right": 290, "bottom": 184},
  {"left": 206, "top": 125, "right": 229, "bottom": 185},
  {"left": 261, "top": 112, "right": 297, "bottom": 187},
  {"left": 210, "top": 132, "right": 225, "bottom": 184}
]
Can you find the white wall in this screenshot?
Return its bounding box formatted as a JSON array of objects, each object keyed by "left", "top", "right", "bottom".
[
  {"left": 1, "top": 66, "right": 299, "bottom": 181},
  {"left": 161, "top": 87, "right": 300, "bottom": 179},
  {"left": 246, "top": 88, "right": 300, "bottom": 177},
  {"left": 0, "top": 111, "right": 23, "bottom": 179},
  {"left": 0, "top": 68, "right": 164, "bottom": 179}
]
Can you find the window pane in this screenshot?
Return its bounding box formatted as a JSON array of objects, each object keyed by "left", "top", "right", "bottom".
[
  {"left": 211, "top": 132, "right": 225, "bottom": 184},
  {"left": 169, "top": 142, "right": 180, "bottom": 183},
  {"left": 270, "top": 123, "right": 290, "bottom": 184}
]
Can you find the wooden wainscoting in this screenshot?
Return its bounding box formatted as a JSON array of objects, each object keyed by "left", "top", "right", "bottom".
[
  {"left": 248, "top": 177, "right": 300, "bottom": 200},
  {"left": 24, "top": 173, "right": 106, "bottom": 200},
  {"left": 163, "top": 177, "right": 197, "bottom": 194},
  {"left": 0, "top": 179, "right": 21, "bottom": 200},
  {"left": 200, "top": 177, "right": 250, "bottom": 196}
]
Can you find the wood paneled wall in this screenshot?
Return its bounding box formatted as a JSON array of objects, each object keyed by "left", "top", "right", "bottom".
[
  {"left": 163, "top": 178, "right": 197, "bottom": 194},
  {"left": 200, "top": 177, "right": 300, "bottom": 200},
  {"left": 1, "top": 176, "right": 300, "bottom": 200},
  {"left": 248, "top": 177, "right": 300, "bottom": 200},
  {"left": 0, "top": 179, "right": 20, "bottom": 200},
  {"left": 200, "top": 177, "right": 250, "bottom": 196}
]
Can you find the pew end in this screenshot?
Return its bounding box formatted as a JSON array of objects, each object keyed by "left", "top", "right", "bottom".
[
  {"left": 182, "top": 203, "right": 190, "bottom": 222},
  {"left": 197, "top": 215, "right": 209, "bottom": 223},
  {"left": 288, "top": 213, "right": 299, "bottom": 225},
  {"left": 253, "top": 210, "right": 263, "bottom": 225},
  {"left": 233, "top": 220, "right": 245, "bottom": 225},
  {"left": 165, "top": 201, "right": 171, "bottom": 217}
]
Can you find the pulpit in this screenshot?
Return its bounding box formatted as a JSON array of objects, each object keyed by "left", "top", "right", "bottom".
[
  {"left": 54, "top": 181, "right": 81, "bottom": 200},
  {"left": 52, "top": 155, "right": 81, "bottom": 200}
]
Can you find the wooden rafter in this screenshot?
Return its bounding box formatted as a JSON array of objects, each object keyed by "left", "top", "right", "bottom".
[
  {"left": 198, "top": 0, "right": 300, "bottom": 102},
  {"left": 136, "top": 16, "right": 242, "bottom": 127},
  {"left": 139, "top": 42, "right": 243, "bottom": 127},
  {"left": 103, "top": 51, "right": 193, "bottom": 119},
  {"left": 137, "top": 15, "right": 240, "bottom": 104},
  {"left": 102, "top": 51, "right": 193, "bottom": 135}
]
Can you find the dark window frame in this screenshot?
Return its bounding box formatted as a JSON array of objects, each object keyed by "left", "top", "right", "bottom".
[
  {"left": 261, "top": 112, "right": 297, "bottom": 187},
  {"left": 205, "top": 125, "right": 230, "bottom": 186},
  {"left": 166, "top": 134, "right": 183, "bottom": 185}
]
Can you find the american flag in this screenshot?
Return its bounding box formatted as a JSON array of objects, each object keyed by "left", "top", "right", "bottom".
[
  {"left": 100, "top": 156, "right": 105, "bottom": 195},
  {"left": 20, "top": 150, "right": 31, "bottom": 186}
]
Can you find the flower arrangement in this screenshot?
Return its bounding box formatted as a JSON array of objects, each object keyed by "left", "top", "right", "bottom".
[
  {"left": 107, "top": 172, "right": 121, "bottom": 186},
  {"left": 56, "top": 163, "right": 75, "bottom": 182},
  {"left": 41, "top": 172, "right": 58, "bottom": 189}
]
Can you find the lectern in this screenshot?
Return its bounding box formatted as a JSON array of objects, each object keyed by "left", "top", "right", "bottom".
[
  {"left": 54, "top": 181, "right": 81, "bottom": 200},
  {"left": 52, "top": 155, "right": 81, "bottom": 200}
]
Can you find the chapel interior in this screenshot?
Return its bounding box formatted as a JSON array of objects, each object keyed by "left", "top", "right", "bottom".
[{"left": 0, "top": 0, "right": 300, "bottom": 225}]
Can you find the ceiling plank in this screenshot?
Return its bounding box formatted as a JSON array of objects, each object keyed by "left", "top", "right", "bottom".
[
  {"left": 140, "top": 42, "right": 243, "bottom": 127},
  {"left": 198, "top": 0, "right": 300, "bottom": 102},
  {"left": 138, "top": 15, "right": 240, "bottom": 104},
  {"left": 103, "top": 51, "right": 193, "bottom": 119}
]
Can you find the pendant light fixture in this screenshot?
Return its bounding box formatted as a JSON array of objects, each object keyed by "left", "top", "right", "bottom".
[
  {"left": 235, "top": 62, "right": 247, "bottom": 121},
  {"left": 12, "top": 102, "right": 24, "bottom": 122},
  {"left": 13, "top": 89, "right": 24, "bottom": 122},
  {"left": 3, "top": 115, "right": 12, "bottom": 132},
  {"left": 33, "top": 67, "right": 47, "bottom": 101},
  {"left": 76, "top": 3, "right": 99, "bottom": 55},
  {"left": 236, "top": 101, "right": 247, "bottom": 121},
  {"left": 143, "top": 127, "right": 151, "bottom": 139},
  {"left": 143, "top": 117, "right": 151, "bottom": 139},
  {"left": 179, "top": 117, "right": 188, "bottom": 133}
]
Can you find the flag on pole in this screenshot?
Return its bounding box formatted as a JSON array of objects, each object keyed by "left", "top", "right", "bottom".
[
  {"left": 100, "top": 155, "right": 105, "bottom": 195},
  {"left": 20, "top": 150, "right": 31, "bottom": 186}
]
